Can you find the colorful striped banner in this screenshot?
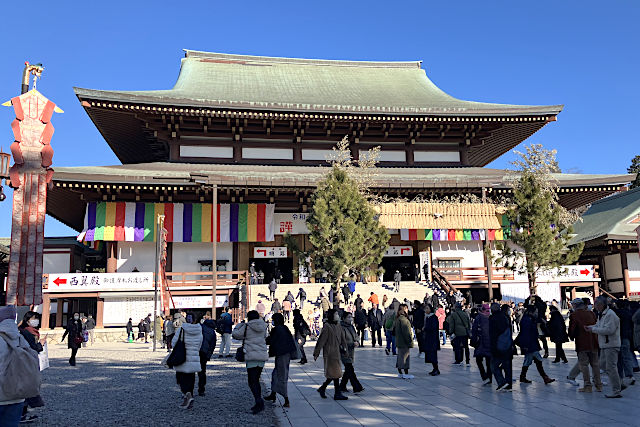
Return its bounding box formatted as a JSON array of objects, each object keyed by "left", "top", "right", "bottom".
[
  {"left": 399, "top": 228, "right": 508, "bottom": 241},
  {"left": 78, "top": 202, "right": 275, "bottom": 243}
]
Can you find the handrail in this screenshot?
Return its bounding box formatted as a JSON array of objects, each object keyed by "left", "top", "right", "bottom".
[
  {"left": 432, "top": 268, "right": 456, "bottom": 293},
  {"left": 433, "top": 267, "right": 514, "bottom": 281},
  {"left": 598, "top": 286, "right": 617, "bottom": 300}
]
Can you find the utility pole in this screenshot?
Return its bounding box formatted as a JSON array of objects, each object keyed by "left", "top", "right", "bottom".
[
  {"left": 212, "top": 184, "right": 218, "bottom": 319},
  {"left": 153, "top": 214, "right": 164, "bottom": 351},
  {"left": 482, "top": 188, "right": 494, "bottom": 302}
]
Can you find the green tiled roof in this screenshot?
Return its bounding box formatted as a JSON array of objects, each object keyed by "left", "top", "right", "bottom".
[
  {"left": 74, "top": 50, "right": 563, "bottom": 117},
  {"left": 571, "top": 187, "right": 640, "bottom": 244}
]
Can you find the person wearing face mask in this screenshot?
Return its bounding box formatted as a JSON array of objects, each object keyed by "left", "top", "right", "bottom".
[
  {"left": 339, "top": 311, "right": 364, "bottom": 393},
  {"left": 314, "top": 309, "right": 348, "bottom": 400},
  {"left": 61, "top": 313, "right": 83, "bottom": 366},
  {"left": 18, "top": 312, "right": 47, "bottom": 423}
]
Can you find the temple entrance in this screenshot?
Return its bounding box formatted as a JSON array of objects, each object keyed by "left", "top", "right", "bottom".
[
  {"left": 249, "top": 257, "right": 294, "bottom": 284},
  {"left": 380, "top": 256, "right": 419, "bottom": 282}
]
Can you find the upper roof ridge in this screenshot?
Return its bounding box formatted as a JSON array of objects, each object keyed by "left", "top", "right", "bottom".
[{"left": 183, "top": 49, "right": 422, "bottom": 69}]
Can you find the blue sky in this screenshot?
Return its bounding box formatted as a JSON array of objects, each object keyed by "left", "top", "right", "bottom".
[{"left": 1, "top": 0, "right": 638, "bottom": 237}]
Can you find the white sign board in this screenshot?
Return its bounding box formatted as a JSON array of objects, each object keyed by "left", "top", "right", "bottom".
[
  {"left": 253, "top": 247, "right": 288, "bottom": 258},
  {"left": 500, "top": 282, "right": 561, "bottom": 304},
  {"left": 172, "top": 295, "right": 229, "bottom": 309},
  {"left": 384, "top": 246, "right": 414, "bottom": 257},
  {"left": 103, "top": 296, "right": 154, "bottom": 326},
  {"left": 537, "top": 265, "right": 596, "bottom": 282},
  {"left": 45, "top": 273, "right": 154, "bottom": 292},
  {"left": 274, "top": 213, "right": 310, "bottom": 235}
]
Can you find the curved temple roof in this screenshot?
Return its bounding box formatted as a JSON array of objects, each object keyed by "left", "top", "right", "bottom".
[{"left": 74, "top": 50, "right": 563, "bottom": 117}]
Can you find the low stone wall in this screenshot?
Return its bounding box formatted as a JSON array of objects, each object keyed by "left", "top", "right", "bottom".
[{"left": 40, "top": 327, "right": 132, "bottom": 344}]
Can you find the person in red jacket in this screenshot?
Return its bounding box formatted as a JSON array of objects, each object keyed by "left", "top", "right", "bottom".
[{"left": 568, "top": 298, "right": 602, "bottom": 392}]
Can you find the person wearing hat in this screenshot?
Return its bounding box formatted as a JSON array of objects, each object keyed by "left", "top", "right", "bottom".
[
  {"left": 471, "top": 304, "right": 493, "bottom": 385},
  {"left": 568, "top": 298, "right": 602, "bottom": 392}
]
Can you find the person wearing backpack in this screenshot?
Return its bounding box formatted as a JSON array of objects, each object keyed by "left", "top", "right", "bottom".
[
  {"left": 0, "top": 305, "right": 41, "bottom": 427},
  {"left": 296, "top": 288, "right": 307, "bottom": 311},
  {"left": 489, "top": 303, "right": 513, "bottom": 391},
  {"left": 382, "top": 305, "right": 397, "bottom": 356},
  {"left": 197, "top": 314, "right": 217, "bottom": 397},
  {"left": 61, "top": 313, "right": 83, "bottom": 366},
  {"left": 172, "top": 313, "right": 203, "bottom": 409},
  {"left": 471, "top": 304, "right": 492, "bottom": 385}
]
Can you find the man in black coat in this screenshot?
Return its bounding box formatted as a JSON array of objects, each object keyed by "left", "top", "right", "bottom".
[
  {"left": 354, "top": 294, "right": 364, "bottom": 312},
  {"left": 198, "top": 316, "right": 217, "bottom": 396},
  {"left": 354, "top": 308, "right": 368, "bottom": 346},
  {"left": 412, "top": 301, "right": 426, "bottom": 355},
  {"left": 368, "top": 305, "right": 383, "bottom": 347},
  {"left": 489, "top": 303, "right": 513, "bottom": 391},
  {"left": 446, "top": 290, "right": 456, "bottom": 309}
]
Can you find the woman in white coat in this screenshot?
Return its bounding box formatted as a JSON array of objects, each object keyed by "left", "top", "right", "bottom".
[
  {"left": 233, "top": 310, "right": 268, "bottom": 415},
  {"left": 172, "top": 313, "right": 203, "bottom": 410}
]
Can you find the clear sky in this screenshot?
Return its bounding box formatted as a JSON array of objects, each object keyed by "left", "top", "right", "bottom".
[{"left": 1, "top": 0, "right": 638, "bottom": 237}]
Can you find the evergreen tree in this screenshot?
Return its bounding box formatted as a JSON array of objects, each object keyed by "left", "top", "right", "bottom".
[
  {"left": 628, "top": 155, "right": 640, "bottom": 189},
  {"left": 495, "top": 144, "right": 583, "bottom": 294},
  {"left": 306, "top": 165, "right": 388, "bottom": 289}
]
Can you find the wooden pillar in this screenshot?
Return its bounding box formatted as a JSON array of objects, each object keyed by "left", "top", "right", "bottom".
[
  {"left": 41, "top": 293, "right": 51, "bottom": 329},
  {"left": 233, "top": 144, "right": 241, "bottom": 163},
  {"left": 293, "top": 145, "right": 302, "bottom": 163},
  {"left": 593, "top": 284, "right": 600, "bottom": 298},
  {"left": 96, "top": 298, "right": 104, "bottom": 328},
  {"left": 55, "top": 298, "right": 64, "bottom": 328},
  {"left": 406, "top": 145, "right": 414, "bottom": 166},
  {"left": 599, "top": 255, "right": 608, "bottom": 289},
  {"left": 106, "top": 242, "right": 118, "bottom": 273},
  {"left": 621, "top": 250, "right": 631, "bottom": 297},
  {"left": 570, "top": 287, "right": 577, "bottom": 301},
  {"left": 459, "top": 145, "right": 469, "bottom": 166},
  {"left": 166, "top": 242, "right": 173, "bottom": 272}
]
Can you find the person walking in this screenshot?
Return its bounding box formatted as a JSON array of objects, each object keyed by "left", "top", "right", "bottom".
[
  {"left": 171, "top": 314, "right": 203, "bottom": 410},
  {"left": 383, "top": 304, "right": 397, "bottom": 356},
  {"left": 218, "top": 307, "right": 233, "bottom": 358},
  {"left": 489, "top": 303, "right": 513, "bottom": 391},
  {"left": 233, "top": 311, "right": 269, "bottom": 414},
  {"left": 613, "top": 299, "right": 636, "bottom": 386},
  {"left": 197, "top": 314, "right": 217, "bottom": 397},
  {"left": 0, "top": 306, "right": 41, "bottom": 427},
  {"left": 394, "top": 304, "right": 414, "bottom": 379},
  {"left": 314, "top": 309, "right": 348, "bottom": 400},
  {"left": 471, "top": 304, "right": 492, "bottom": 385},
  {"left": 126, "top": 318, "right": 134, "bottom": 342},
  {"left": 256, "top": 300, "right": 266, "bottom": 317},
  {"left": 339, "top": 311, "right": 364, "bottom": 393},
  {"left": 85, "top": 314, "right": 96, "bottom": 346},
  {"left": 517, "top": 305, "right": 555, "bottom": 385},
  {"left": 136, "top": 319, "right": 146, "bottom": 342},
  {"left": 296, "top": 288, "right": 307, "bottom": 311},
  {"left": 61, "top": 313, "right": 83, "bottom": 366},
  {"left": 342, "top": 282, "right": 351, "bottom": 305},
  {"left": 412, "top": 301, "right": 426, "bottom": 357},
  {"left": 268, "top": 278, "right": 278, "bottom": 301},
  {"left": 264, "top": 313, "right": 296, "bottom": 408},
  {"left": 354, "top": 294, "right": 363, "bottom": 311},
  {"left": 436, "top": 305, "right": 447, "bottom": 345},
  {"left": 368, "top": 292, "right": 379, "bottom": 308},
  {"left": 144, "top": 314, "right": 152, "bottom": 344},
  {"left": 354, "top": 307, "right": 368, "bottom": 347},
  {"left": 18, "top": 311, "right": 46, "bottom": 423},
  {"left": 282, "top": 299, "right": 292, "bottom": 323},
  {"left": 292, "top": 309, "right": 310, "bottom": 364},
  {"left": 393, "top": 270, "right": 401, "bottom": 293},
  {"left": 423, "top": 304, "right": 441, "bottom": 376},
  {"left": 271, "top": 298, "right": 282, "bottom": 315},
  {"left": 526, "top": 294, "right": 550, "bottom": 358},
  {"left": 588, "top": 296, "right": 623, "bottom": 398},
  {"left": 368, "top": 304, "right": 383, "bottom": 348},
  {"left": 567, "top": 298, "right": 602, "bottom": 392},
  {"left": 448, "top": 303, "right": 471, "bottom": 365},
  {"left": 414, "top": 263, "right": 421, "bottom": 283},
  {"left": 548, "top": 305, "right": 569, "bottom": 363},
  {"left": 164, "top": 315, "right": 175, "bottom": 351},
  {"left": 320, "top": 297, "right": 330, "bottom": 320}
]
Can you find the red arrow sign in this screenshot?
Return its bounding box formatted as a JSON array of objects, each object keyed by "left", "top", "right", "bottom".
[
  {"left": 580, "top": 269, "right": 590, "bottom": 276},
  {"left": 53, "top": 277, "right": 67, "bottom": 286},
  {"left": 257, "top": 249, "right": 267, "bottom": 257},
  {"left": 401, "top": 248, "right": 411, "bottom": 255}
]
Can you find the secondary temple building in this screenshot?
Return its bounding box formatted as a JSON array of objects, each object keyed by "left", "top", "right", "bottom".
[{"left": 37, "top": 50, "right": 634, "bottom": 328}]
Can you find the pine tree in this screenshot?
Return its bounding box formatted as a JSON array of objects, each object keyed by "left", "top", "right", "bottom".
[
  {"left": 306, "top": 165, "right": 389, "bottom": 290},
  {"left": 495, "top": 144, "right": 583, "bottom": 293},
  {"left": 628, "top": 155, "right": 640, "bottom": 189}
]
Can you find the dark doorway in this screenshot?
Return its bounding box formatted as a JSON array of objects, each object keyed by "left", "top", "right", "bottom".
[
  {"left": 61, "top": 298, "right": 97, "bottom": 327},
  {"left": 380, "top": 256, "right": 419, "bottom": 282},
  {"left": 250, "top": 258, "right": 294, "bottom": 284}
]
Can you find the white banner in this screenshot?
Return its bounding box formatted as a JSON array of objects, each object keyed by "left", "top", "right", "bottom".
[
  {"left": 500, "top": 282, "right": 561, "bottom": 304},
  {"left": 103, "top": 296, "right": 154, "bottom": 326},
  {"left": 172, "top": 295, "right": 229, "bottom": 309},
  {"left": 253, "top": 247, "right": 288, "bottom": 258},
  {"left": 274, "top": 213, "right": 310, "bottom": 235},
  {"left": 384, "top": 246, "right": 414, "bottom": 257},
  {"left": 419, "top": 250, "right": 431, "bottom": 282},
  {"left": 45, "top": 273, "right": 154, "bottom": 292}
]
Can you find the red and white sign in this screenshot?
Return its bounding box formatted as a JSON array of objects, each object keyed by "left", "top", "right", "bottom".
[
  {"left": 172, "top": 295, "right": 229, "bottom": 309},
  {"left": 384, "top": 246, "right": 414, "bottom": 257},
  {"left": 274, "top": 213, "right": 309, "bottom": 235},
  {"left": 45, "top": 272, "right": 154, "bottom": 292},
  {"left": 253, "top": 247, "right": 288, "bottom": 258}
]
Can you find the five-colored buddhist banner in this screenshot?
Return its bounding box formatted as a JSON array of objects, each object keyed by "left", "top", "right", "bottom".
[
  {"left": 399, "top": 227, "right": 511, "bottom": 241},
  {"left": 78, "top": 202, "right": 275, "bottom": 242}
]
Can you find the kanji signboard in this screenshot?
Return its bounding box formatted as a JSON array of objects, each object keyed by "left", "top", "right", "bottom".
[
  {"left": 253, "top": 247, "right": 288, "bottom": 258},
  {"left": 274, "top": 213, "right": 309, "bottom": 235},
  {"left": 45, "top": 272, "right": 153, "bottom": 292},
  {"left": 383, "top": 246, "right": 414, "bottom": 257}
]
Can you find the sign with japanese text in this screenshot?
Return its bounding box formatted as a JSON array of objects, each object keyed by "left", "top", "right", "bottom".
[
  {"left": 534, "top": 265, "right": 596, "bottom": 282},
  {"left": 253, "top": 247, "right": 288, "bottom": 258},
  {"left": 274, "top": 213, "right": 309, "bottom": 235},
  {"left": 383, "top": 246, "right": 414, "bottom": 257},
  {"left": 45, "top": 272, "right": 153, "bottom": 292},
  {"left": 172, "top": 295, "right": 229, "bottom": 309}
]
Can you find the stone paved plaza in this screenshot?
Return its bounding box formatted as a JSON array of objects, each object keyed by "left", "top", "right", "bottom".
[{"left": 36, "top": 338, "right": 640, "bottom": 426}]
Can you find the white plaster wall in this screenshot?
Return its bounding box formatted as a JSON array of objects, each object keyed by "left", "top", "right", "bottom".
[
  {"left": 171, "top": 242, "right": 233, "bottom": 272},
  {"left": 431, "top": 241, "right": 484, "bottom": 272},
  {"left": 43, "top": 252, "right": 71, "bottom": 274},
  {"left": 627, "top": 252, "right": 640, "bottom": 278},
  {"left": 414, "top": 151, "right": 460, "bottom": 162},
  {"left": 605, "top": 254, "right": 623, "bottom": 280},
  {"left": 117, "top": 242, "right": 155, "bottom": 272}
]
